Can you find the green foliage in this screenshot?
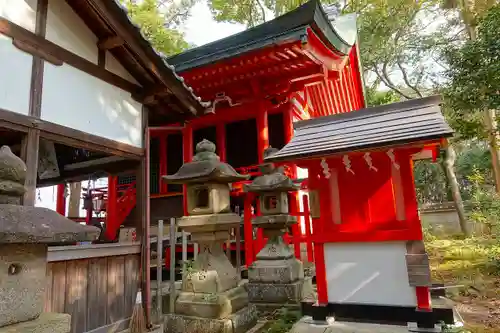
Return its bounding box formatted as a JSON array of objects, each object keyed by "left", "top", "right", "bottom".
[
  {"left": 266, "top": 308, "right": 301, "bottom": 333},
  {"left": 121, "top": 0, "right": 195, "bottom": 56},
  {"left": 466, "top": 168, "right": 500, "bottom": 234},
  {"left": 365, "top": 88, "right": 400, "bottom": 107},
  {"left": 444, "top": 5, "right": 500, "bottom": 139},
  {"left": 413, "top": 141, "right": 494, "bottom": 204}
]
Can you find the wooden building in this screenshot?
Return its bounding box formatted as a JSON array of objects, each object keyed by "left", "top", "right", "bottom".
[{"left": 0, "top": 0, "right": 206, "bottom": 332}]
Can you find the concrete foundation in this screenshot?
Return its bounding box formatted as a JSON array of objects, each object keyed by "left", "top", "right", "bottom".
[
  {"left": 0, "top": 313, "right": 70, "bottom": 333},
  {"left": 289, "top": 316, "right": 418, "bottom": 333}
]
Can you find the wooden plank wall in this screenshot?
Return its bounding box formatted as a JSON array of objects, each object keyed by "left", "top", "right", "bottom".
[{"left": 45, "top": 254, "right": 140, "bottom": 333}]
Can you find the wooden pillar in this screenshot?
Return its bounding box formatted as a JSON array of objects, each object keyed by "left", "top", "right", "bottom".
[
  {"left": 283, "top": 104, "right": 301, "bottom": 259},
  {"left": 56, "top": 183, "right": 66, "bottom": 216},
  {"left": 159, "top": 135, "right": 168, "bottom": 194},
  {"left": 22, "top": 0, "right": 48, "bottom": 206},
  {"left": 182, "top": 124, "right": 193, "bottom": 216},
  {"left": 256, "top": 106, "right": 269, "bottom": 163},
  {"left": 303, "top": 194, "right": 314, "bottom": 262},
  {"left": 309, "top": 164, "right": 328, "bottom": 304},
  {"left": 105, "top": 175, "right": 118, "bottom": 240},
  {"left": 216, "top": 123, "right": 226, "bottom": 162},
  {"left": 244, "top": 193, "right": 254, "bottom": 267}
]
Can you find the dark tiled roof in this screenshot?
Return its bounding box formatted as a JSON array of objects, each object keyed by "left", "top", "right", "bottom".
[
  {"left": 168, "top": 0, "right": 357, "bottom": 72},
  {"left": 265, "top": 95, "right": 454, "bottom": 162},
  {"left": 109, "top": 0, "right": 210, "bottom": 109}
]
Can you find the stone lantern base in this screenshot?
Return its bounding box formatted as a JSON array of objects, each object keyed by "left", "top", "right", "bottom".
[
  {"left": 164, "top": 213, "right": 258, "bottom": 333},
  {"left": 247, "top": 215, "right": 305, "bottom": 308}
]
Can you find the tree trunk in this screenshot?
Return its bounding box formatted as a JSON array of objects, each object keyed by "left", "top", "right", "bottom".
[
  {"left": 443, "top": 145, "right": 470, "bottom": 236},
  {"left": 68, "top": 182, "right": 82, "bottom": 217},
  {"left": 483, "top": 109, "right": 500, "bottom": 192}
]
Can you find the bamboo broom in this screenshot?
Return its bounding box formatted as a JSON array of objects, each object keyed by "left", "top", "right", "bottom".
[{"left": 129, "top": 289, "right": 146, "bottom": 333}]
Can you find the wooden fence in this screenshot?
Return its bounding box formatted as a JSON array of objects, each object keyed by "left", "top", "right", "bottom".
[{"left": 45, "top": 244, "right": 140, "bottom": 333}]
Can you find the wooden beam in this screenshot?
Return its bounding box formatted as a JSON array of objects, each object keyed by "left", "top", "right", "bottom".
[
  {"left": 0, "top": 18, "right": 142, "bottom": 95},
  {"left": 63, "top": 156, "right": 128, "bottom": 171},
  {"left": 0, "top": 107, "right": 143, "bottom": 159},
  {"left": 97, "top": 35, "right": 124, "bottom": 50}
]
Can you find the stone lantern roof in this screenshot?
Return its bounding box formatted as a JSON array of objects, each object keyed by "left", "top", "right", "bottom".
[
  {"left": 0, "top": 146, "right": 99, "bottom": 244},
  {"left": 162, "top": 139, "right": 249, "bottom": 184},
  {"left": 244, "top": 147, "right": 300, "bottom": 193}
]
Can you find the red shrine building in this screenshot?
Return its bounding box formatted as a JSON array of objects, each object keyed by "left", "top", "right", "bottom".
[{"left": 266, "top": 96, "right": 455, "bottom": 328}]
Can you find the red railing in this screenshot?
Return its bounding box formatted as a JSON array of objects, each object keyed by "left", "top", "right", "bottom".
[{"left": 103, "top": 180, "right": 137, "bottom": 241}]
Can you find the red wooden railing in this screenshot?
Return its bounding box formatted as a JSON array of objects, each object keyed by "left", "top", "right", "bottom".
[{"left": 104, "top": 180, "right": 136, "bottom": 240}]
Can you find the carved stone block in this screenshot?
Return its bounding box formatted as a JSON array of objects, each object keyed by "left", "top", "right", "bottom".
[
  {"left": 187, "top": 183, "right": 231, "bottom": 216},
  {"left": 248, "top": 258, "right": 304, "bottom": 284},
  {"left": 0, "top": 244, "right": 47, "bottom": 327},
  {"left": 164, "top": 304, "right": 257, "bottom": 333},
  {"left": 247, "top": 280, "right": 304, "bottom": 304}
]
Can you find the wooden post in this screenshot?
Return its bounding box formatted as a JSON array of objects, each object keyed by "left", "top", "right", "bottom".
[
  {"left": 244, "top": 193, "right": 254, "bottom": 267},
  {"left": 303, "top": 194, "right": 314, "bottom": 262},
  {"left": 156, "top": 220, "right": 163, "bottom": 322},
  {"left": 159, "top": 136, "right": 168, "bottom": 194},
  {"left": 235, "top": 206, "right": 242, "bottom": 276},
  {"left": 182, "top": 125, "right": 193, "bottom": 216},
  {"left": 56, "top": 183, "right": 66, "bottom": 216},
  {"left": 169, "top": 218, "right": 177, "bottom": 314},
  {"left": 105, "top": 175, "right": 118, "bottom": 240},
  {"left": 182, "top": 231, "right": 188, "bottom": 272},
  {"left": 216, "top": 123, "right": 226, "bottom": 162}
]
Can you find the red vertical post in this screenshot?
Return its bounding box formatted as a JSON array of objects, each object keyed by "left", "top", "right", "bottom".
[
  {"left": 182, "top": 125, "right": 193, "bottom": 216},
  {"left": 105, "top": 175, "right": 118, "bottom": 240},
  {"left": 216, "top": 123, "right": 227, "bottom": 162},
  {"left": 56, "top": 183, "right": 66, "bottom": 216},
  {"left": 309, "top": 165, "right": 329, "bottom": 304},
  {"left": 256, "top": 105, "right": 269, "bottom": 163},
  {"left": 159, "top": 135, "right": 168, "bottom": 194},
  {"left": 416, "top": 286, "right": 432, "bottom": 311},
  {"left": 244, "top": 193, "right": 255, "bottom": 267},
  {"left": 283, "top": 104, "right": 301, "bottom": 259},
  {"left": 303, "top": 194, "right": 314, "bottom": 262}
]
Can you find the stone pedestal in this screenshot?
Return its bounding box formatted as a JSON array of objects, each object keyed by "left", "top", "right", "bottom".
[
  {"left": 247, "top": 215, "right": 305, "bottom": 308},
  {"left": 0, "top": 313, "right": 71, "bottom": 333},
  {"left": 164, "top": 213, "right": 258, "bottom": 333},
  {"left": 0, "top": 146, "right": 99, "bottom": 333}
]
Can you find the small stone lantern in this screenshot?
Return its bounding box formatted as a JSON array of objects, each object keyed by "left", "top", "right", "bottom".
[
  {"left": 244, "top": 147, "right": 305, "bottom": 307},
  {"left": 162, "top": 139, "right": 258, "bottom": 333},
  {"left": 0, "top": 146, "right": 99, "bottom": 331}
]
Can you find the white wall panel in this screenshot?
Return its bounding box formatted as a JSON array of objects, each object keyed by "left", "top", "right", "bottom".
[
  {"left": 46, "top": 0, "right": 98, "bottom": 64},
  {"left": 0, "top": 0, "right": 37, "bottom": 32},
  {"left": 105, "top": 51, "right": 139, "bottom": 85},
  {"left": 324, "top": 242, "right": 416, "bottom": 307},
  {"left": 41, "top": 63, "right": 143, "bottom": 147},
  {"left": 0, "top": 35, "right": 33, "bottom": 115}
]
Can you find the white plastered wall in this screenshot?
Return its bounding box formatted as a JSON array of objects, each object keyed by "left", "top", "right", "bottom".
[
  {"left": 41, "top": 62, "right": 143, "bottom": 147},
  {"left": 46, "top": 0, "right": 98, "bottom": 64},
  {"left": 40, "top": 0, "right": 143, "bottom": 147},
  {"left": 324, "top": 242, "right": 416, "bottom": 307},
  {"left": 0, "top": 0, "right": 36, "bottom": 115},
  {"left": 106, "top": 51, "right": 139, "bottom": 85}
]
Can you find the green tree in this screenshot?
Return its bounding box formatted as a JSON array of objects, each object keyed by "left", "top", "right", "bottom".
[
  {"left": 444, "top": 5, "right": 500, "bottom": 190},
  {"left": 121, "top": 0, "right": 197, "bottom": 56}
]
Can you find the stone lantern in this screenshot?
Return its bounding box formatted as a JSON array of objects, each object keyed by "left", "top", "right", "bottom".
[
  {"left": 0, "top": 146, "right": 99, "bottom": 333},
  {"left": 162, "top": 139, "right": 257, "bottom": 333},
  {"left": 244, "top": 147, "right": 305, "bottom": 307}
]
